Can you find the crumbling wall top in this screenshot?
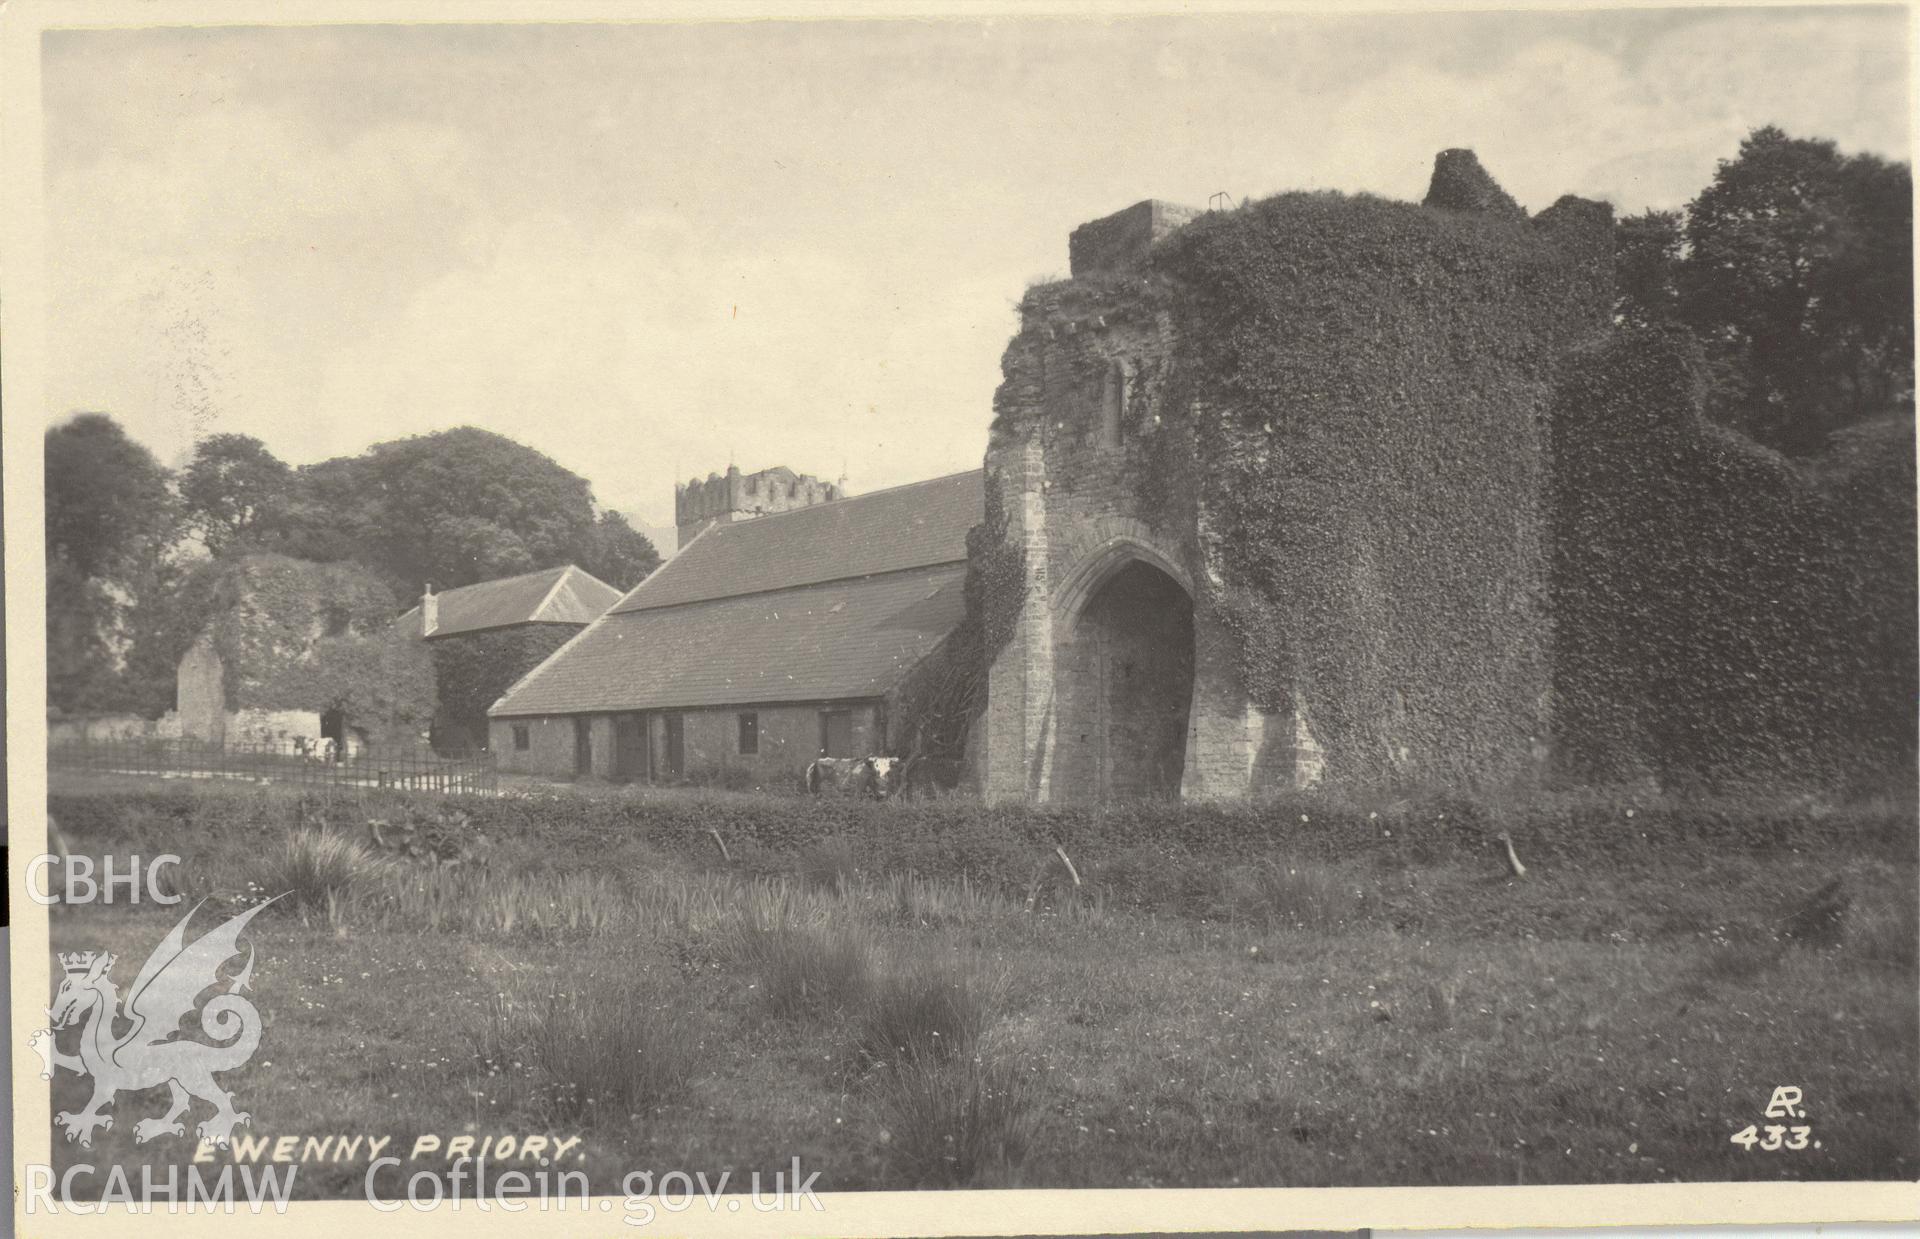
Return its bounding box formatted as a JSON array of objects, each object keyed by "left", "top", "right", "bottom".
[
  {"left": 1069, "top": 199, "right": 1203, "bottom": 278},
  {"left": 1423, "top": 148, "right": 1527, "bottom": 220}
]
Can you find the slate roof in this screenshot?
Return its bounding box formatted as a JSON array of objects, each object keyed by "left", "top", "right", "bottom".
[
  {"left": 491, "top": 470, "right": 985, "bottom": 716},
  {"left": 396, "top": 565, "right": 621, "bottom": 640},
  {"left": 616, "top": 470, "right": 984, "bottom": 613},
  {"left": 490, "top": 564, "right": 968, "bottom": 714}
]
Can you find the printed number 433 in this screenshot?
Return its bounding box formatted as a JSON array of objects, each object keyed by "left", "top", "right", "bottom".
[{"left": 1730, "top": 1124, "right": 1812, "bottom": 1150}]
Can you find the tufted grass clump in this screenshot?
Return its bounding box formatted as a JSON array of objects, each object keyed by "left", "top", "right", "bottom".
[
  {"left": 246, "top": 829, "right": 395, "bottom": 912},
  {"left": 1221, "top": 858, "right": 1369, "bottom": 931},
  {"left": 731, "top": 921, "right": 877, "bottom": 1019},
  {"left": 883, "top": 873, "right": 1011, "bottom": 927},
  {"left": 477, "top": 978, "right": 701, "bottom": 1126},
  {"left": 871, "top": 1055, "right": 1041, "bottom": 1187},
  {"left": 856, "top": 962, "right": 1007, "bottom": 1065}
]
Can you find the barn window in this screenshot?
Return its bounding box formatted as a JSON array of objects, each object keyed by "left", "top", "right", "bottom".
[
  {"left": 512, "top": 723, "right": 530, "bottom": 751},
  {"left": 738, "top": 712, "right": 759, "bottom": 755}
]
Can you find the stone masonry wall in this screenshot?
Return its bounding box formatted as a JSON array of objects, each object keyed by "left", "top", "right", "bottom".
[
  {"left": 177, "top": 634, "right": 226, "bottom": 745},
  {"left": 491, "top": 702, "right": 882, "bottom": 787},
  {"left": 1069, "top": 200, "right": 1205, "bottom": 278},
  {"left": 490, "top": 715, "right": 578, "bottom": 775},
  {"left": 975, "top": 266, "right": 1311, "bottom": 802}
]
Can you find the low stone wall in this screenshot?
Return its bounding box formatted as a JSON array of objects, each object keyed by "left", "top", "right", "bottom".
[
  {"left": 48, "top": 712, "right": 184, "bottom": 746},
  {"left": 227, "top": 708, "right": 326, "bottom": 748}
]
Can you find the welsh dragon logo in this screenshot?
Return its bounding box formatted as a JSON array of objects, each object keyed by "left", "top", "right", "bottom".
[{"left": 30, "top": 897, "right": 281, "bottom": 1149}]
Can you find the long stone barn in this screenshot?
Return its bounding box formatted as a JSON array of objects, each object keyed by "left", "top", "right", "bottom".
[{"left": 487, "top": 470, "right": 983, "bottom": 787}]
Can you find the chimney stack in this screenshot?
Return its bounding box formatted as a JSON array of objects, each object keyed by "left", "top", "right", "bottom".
[{"left": 422, "top": 583, "right": 438, "bottom": 637}]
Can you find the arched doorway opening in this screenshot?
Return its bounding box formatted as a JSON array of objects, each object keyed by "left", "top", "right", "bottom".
[{"left": 1053, "top": 558, "right": 1195, "bottom": 800}]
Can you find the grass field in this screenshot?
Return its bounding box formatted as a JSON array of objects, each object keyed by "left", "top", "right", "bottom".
[{"left": 35, "top": 774, "right": 1919, "bottom": 1197}]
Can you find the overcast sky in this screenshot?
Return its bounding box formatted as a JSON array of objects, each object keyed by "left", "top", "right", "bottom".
[{"left": 42, "top": 6, "right": 1910, "bottom": 542}]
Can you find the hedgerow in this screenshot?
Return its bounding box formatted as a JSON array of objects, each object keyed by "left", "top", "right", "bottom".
[{"left": 50, "top": 783, "right": 1915, "bottom": 900}]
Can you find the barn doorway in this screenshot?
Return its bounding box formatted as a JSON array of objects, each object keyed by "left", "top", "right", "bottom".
[
  {"left": 613, "top": 713, "right": 649, "bottom": 782},
  {"left": 819, "top": 709, "right": 854, "bottom": 758},
  {"left": 573, "top": 716, "right": 593, "bottom": 777},
  {"left": 664, "top": 714, "right": 686, "bottom": 778},
  {"left": 1055, "top": 559, "right": 1194, "bottom": 800}
]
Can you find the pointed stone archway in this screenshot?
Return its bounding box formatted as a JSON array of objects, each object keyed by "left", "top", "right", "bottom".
[{"left": 1051, "top": 548, "right": 1195, "bottom": 801}]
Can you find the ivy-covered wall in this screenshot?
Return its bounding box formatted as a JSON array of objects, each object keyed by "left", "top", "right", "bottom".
[
  {"left": 1550, "top": 328, "right": 1917, "bottom": 793},
  {"left": 191, "top": 554, "right": 436, "bottom": 743},
  {"left": 429, "top": 625, "right": 579, "bottom": 753},
  {"left": 973, "top": 152, "right": 1613, "bottom": 800},
  {"left": 1152, "top": 175, "right": 1612, "bottom": 790}
]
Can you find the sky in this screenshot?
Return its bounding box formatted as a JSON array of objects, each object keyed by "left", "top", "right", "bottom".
[{"left": 40, "top": 6, "right": 1911, "bottom": 546}]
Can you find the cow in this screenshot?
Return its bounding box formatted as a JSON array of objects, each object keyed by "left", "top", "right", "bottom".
[{"left": 804, "top": 755, "right": 908, "bottom": 800}]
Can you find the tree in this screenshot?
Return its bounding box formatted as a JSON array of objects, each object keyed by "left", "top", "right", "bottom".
[
  {"left": 118, "top": 556, "right": 234, "bottom": 718},
  {"left": 44, "top": 414, "right": 180, "bottom": 714},
  {"left": 576, "top": 509, "right": 661, "bottom": 592},
  {"left": 267, "top": 427, "right": 648, "bottom": 598},
  {"left": 178, "top": 433, "right": 293, "bottom": 555},
  {"left": 1612, "top": 209, "right": 1683, "bottom": 330},
  {"left": 364, "top": 428, "right": 596, "bottom": 592},
  {"left": 272, "top": 428, "right": 594, "bottom": 597},
  {"left": 46, "top": 413, "right": 177, "bottom": 582},
  {"left": 46, "top": 556, "right": 124, "bottom": 714},
  {"left": 1678, "top": 127, "right": 1913, "bottom": 454},
  {"left": 166, "top": 421, "right": 658, "bottom": 603},
  {"left": 276, "top": 456, "right": 379, "bottom": 565}
]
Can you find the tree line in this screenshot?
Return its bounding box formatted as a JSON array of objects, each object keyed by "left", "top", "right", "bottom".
[
  {"left": 1613, "top": 126, "right": 1912, "bottom": 455},
  {"left": 46, "top": 422, "right": 660, "bottom": 717}
]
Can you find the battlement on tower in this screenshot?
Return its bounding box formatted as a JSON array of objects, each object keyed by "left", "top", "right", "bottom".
[{"left": 675, "top": 464, "right": 840, "bottom": 550}]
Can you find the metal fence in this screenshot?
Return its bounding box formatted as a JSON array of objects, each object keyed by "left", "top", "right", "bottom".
[{"left": 49, "top": 737, "right": 497, "bottom": 796}]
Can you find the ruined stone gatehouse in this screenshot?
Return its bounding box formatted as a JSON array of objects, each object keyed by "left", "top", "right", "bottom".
[{"left": 974, "top": 153, "right": 1615, "bottom": 802}]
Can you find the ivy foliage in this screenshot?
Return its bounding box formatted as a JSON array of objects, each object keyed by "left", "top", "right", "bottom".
[
  {"left": 885, "top": 481, "right": 1022, "bottom": 762},
  {"left": 1147, "top": 173, "right": 1611, "bottom": 789},
  {"left": 429, "top": 625, "right": 579, "bottom": 753},
  {"left": 182, "top": 554, "right": 436, "bottom": 738},
  {"left": 963, "top": 478, "right": 1023, "bottom": 659},
  {"left": 1550, "top": 328, "right": 1917, "bottom": 792}
]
